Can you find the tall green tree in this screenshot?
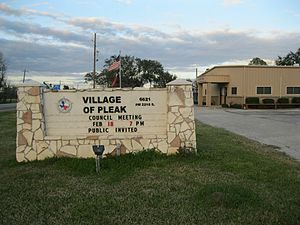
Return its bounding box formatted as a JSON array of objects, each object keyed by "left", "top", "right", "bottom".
[
  {"left": 84, "top": 72, "right": 105, "bottom": 85},
  {"left": 85, "top": 55, "right": 176, "bottom": 88},
  {"left": 117, "top": 55, "right": 142, "bottom": 88},
  {"left": 249, "top": 57, "right": 267, "bottom": 65},
  {"left": 154, "top": 71, "right": 177, "bottom": 88},
  {"left": 275, "top": 48, "right": 300, "bottom": 66},
  {"left": 0, "top": 52, "right": 7, "bottom": 89},
  {"left": 137, "top": 59, "right": 164, "bottom": 87},
  {"left": 101, "top": 55, "right": 142, "bottom": 88}
]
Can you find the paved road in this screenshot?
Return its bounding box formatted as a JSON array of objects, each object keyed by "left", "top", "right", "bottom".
[
  {"left": 0, "top": 103, "right": 16, "bottom": 112},
  {"left": 194, "top": 106, "right": 300, "bottom": 161}
]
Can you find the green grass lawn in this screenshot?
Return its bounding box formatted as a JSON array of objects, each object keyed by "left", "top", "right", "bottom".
[{"left": 0, "top": 111, "right": 299, "bottom": 225}]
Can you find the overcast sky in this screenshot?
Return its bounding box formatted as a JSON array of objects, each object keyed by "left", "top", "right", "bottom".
[{"left": 1, "top": 0, "right": 300, "bottom": 85}]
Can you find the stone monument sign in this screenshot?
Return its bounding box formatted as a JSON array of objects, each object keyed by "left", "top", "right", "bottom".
[{"left": 16, "top": 79, "right": 196, "bottom": 162}]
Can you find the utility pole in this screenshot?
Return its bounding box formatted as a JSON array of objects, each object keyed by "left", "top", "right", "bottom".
[
  {"left": 195, "top": 67, "right": 198, "bottom": 89},
  {"left": 93, "top": 33, "right": 96, "bottom": 88},
  {"left": 23, "top": 69, "right": 28, "bottom": 83}
]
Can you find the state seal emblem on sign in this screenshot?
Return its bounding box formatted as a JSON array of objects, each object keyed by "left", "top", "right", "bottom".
[{"left": 58, "top": 98, "right": 72, "bottom": 113}]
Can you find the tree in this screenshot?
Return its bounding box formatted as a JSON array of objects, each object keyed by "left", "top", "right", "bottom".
[
  {"left": 137, "top": 59, "right": 164, "bottom": 87},
  {"left": 102, "top": 55, "right": 143, "bottom": 88},
  {"left": 117, "top": 55, "right": 142, "bottom": 88},
  {"left": 0, "top": 84, "right": 17, "bottom": 103},
  {"left": 85, "top": 55, "right": 176, "bottom": 88},
  {"left": 0, "top": 52, "right": 17, "bottom": 103},
  {"left": 249, "top": 57, "right": 267, "bottom": 65},
  {"left": 85, "top": 55, "right": 143, "bottom": 88},
  {"left": 275, "top": 48, "right": 300, "bottom": 66},
  {"left": 0, "top": 52, "right": 7, "bottom": 89},
  {"left": 84, "top": 71, "right": 106, "bottom": 85},
  {"left": 154, "top": 71, "right": 177, "bottom": 88}
]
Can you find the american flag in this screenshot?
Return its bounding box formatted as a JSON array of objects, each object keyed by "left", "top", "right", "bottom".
[
  {"left": 112, "top": 75, "right": 118, "bottom": 87},
  {"left": 108, "top": 56, "right": 120, "bottom": 72}
]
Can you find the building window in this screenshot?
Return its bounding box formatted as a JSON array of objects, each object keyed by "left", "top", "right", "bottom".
[
  {"left": 287, "top": 87, "right": 300, "bottom": 94},
  {"left": 231, "top": 87, "right": 237, "bottom": 95},
  {"left": 257, "top": 87, "right": 271, "bottom": 95}
]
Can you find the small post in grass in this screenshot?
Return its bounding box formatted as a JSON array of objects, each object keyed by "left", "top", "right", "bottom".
[{"left": 92, "top": 145, "right": 105, "bottom": 173}]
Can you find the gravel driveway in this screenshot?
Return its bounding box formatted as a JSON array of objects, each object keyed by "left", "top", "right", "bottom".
[{"left": 194, "top": 106, "right": 300, "bottom": 161}]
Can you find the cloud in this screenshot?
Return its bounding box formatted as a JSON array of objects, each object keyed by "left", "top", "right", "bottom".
[
  {"left": 223, "top": 0, "right": 242, "bottom": 6},
  {"left": 0, "top": 3, "right": 165, "bottom": 39},
  {"left": 0, "top": 3, "right": 61, "bottom": 19},
  {"left": 65, "top": 17, "right": 168, "bottom": 40},
  {"left": 2, "top": 3, "right": 300, "bottom": 81},
  {"left": 29, "top": 2, "right": 50, "bottom": 8},
  {"left": 116, "top": 0, "right": 133, "bottom": 5},
  {"left": 0, "top": 39, "right": 91, "bottom": 73},
  {"left": 0, "top": 17, "right": 88, "bottom": 46},
  {"left": 285, "top": 10, "right": 300, "bottom": 18},
  {"left": 2, "top": 20, "right": 300, "bottom": 76},
  {"left": 0, "top": 3, "right": 22, "bottom": 16}
]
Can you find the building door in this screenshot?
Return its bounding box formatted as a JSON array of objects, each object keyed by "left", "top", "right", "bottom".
[
  {"left": 219, "top": 88, "right": 222, "bottom": 105},
  {"left": 223, "top": 87, "right": 227, "bottom": 104},
  {"left": 220, "top": 86, "right": 227, "bottom": 105}
]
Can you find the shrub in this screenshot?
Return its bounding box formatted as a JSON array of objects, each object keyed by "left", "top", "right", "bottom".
[
  {"left": 246, "top": 97, "right": 259, "bottom": 104},
  {"left": 230, "top": 104, "right": 242, "bottom": 109},
  {"left": 222, "top": 104, "right": 229, "bottom": 108},
  {"left": 291, "top": 97, "right": 300, "bottom": 104},
  {"left": 262, "top": 98, "right": 274, "bottom": 104},
  {"left": 277, "top": 97, "right": 289, "bottom": 104},
  {"left": 0, "top": 86, "right": 17, "bottom": 103},
  {"left": 177, "top": 146, "right": 197, "bottom": 157}
]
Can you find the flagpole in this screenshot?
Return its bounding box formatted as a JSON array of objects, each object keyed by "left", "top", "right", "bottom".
[
  {"left": 93, "top": 33, "right": 96, "bottom": 89},
  {"left": 119, "top": 50, "right": 122, "bottom": 88}
]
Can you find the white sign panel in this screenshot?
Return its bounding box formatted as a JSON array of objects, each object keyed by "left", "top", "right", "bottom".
[{"left": 44, "top": 90, "right": 167, "bottom": 137}]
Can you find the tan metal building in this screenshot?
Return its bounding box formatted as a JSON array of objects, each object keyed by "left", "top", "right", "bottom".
[{"left": 196, "top": 65, "right": 300, "bottom": 106}]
